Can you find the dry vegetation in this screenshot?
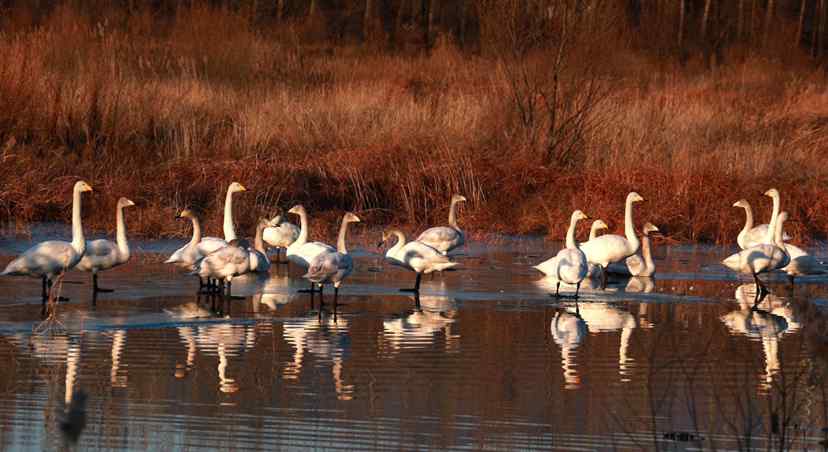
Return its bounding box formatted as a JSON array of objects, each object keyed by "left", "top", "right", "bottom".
[{"left": 0, "top": 1, "right": 827, "bottom": 243}]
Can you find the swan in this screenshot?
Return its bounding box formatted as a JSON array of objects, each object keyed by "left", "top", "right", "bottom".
[
  {"left": 382, "top": 229, "right": 459, "bottom": 293},
  {"left": 285, "top": 205, "right": 335, "bottom": 269},
  {"left": 781, "top": 242, "right": 826, "bottom": 284},
  {"left": 74, "top": 197, "right": 135, "bottom": 292},
  {"left": 606, "top": 223, "right": 659, "bottom": 277},
  {"left": 589, "top": 219, "right": 608, "bottom": 241},
  {"left": 733, "top": 198, "right": 791, "bottom": 249},
  {"left": 221, "top": 182, "right": 247, "bottom": 242},
  {"left": 579, "top": 192, "right": 644, "bottom": 287},
  {"left": 165, "top": 209, "right": 228, "bottom": 268},
  {"left": 550, "top": 306, "right": 587, "bottom": 390},
  {"left": 2, "top": 180, "right": 93, "bottom": 304},
  {"left": 193, "top": 239, "right": 251, "bottom": 298},
  {"left": 416, "top": 194, "right": 467, "bottom": 255},
  {"left": 722, "top": 200, "right": 790, "bottom": 299},
  {"left": 263, "top": 214, "right": 300, "bottom": 264},
  {"left": 534, "top": 210, "right": 590, "bottom": 298},
  {"left": 303, "top": 212, "right": 361, "bottom": 302},
  {"left": 382, "top": 287, "right": 459, "bottom": 356},
  {"left": 247, "top": 218, "right": 272, "bottom": 273}
]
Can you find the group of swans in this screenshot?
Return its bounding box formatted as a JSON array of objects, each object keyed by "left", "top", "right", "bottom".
[
  {"left": 723, "top": 188, "right": 825, "bottom": 300},
  {"left": 1, "top": 181, "right": 140, "bottom": 304},
  {"left": 533, "top": 192, "right": 656, "bottom": 297}
]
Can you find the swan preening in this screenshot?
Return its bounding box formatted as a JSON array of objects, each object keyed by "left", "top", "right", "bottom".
[
  {"left": 2, "top": 180, "right": 93, "bottom": 304},
  {"left": 417, "top": 194, "right": 466, "bottom": 256},
  {"left": 263, "top": 214, "right": 300, "bottom": 264},
  {"left": 579, "top": 192, "right": 644, "bottom": 287},
  {"left": 382, "top": 229, "right": 459, "bottom": 293},
  {"left": 303, "top": 212, "right": 361, "bottom": 302},
  {"left": 75, "top": 197, "right": 135, "bottom": 292}
]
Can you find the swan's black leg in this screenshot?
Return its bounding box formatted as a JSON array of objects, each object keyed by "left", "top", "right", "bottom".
[
  {"left": 333, "top": 287, "right": 339, "bottom": 308},
  {"left": 574, "top": 281, "right": 581, "bottom": 299},
  {"left": 400, "top": 273, "right": 422, "bottom": 293},
  {"left": 298, "top": 281, "right": 319, "bottom": 294},
  {"left": 555, "top": 281, "right": 561, "bottom": 298},
  {"left": 93, "top": 273, "right": 114, "bottom": 293},
  {"left": 600, "top": 266, "right": 608, "bottom": 290},
  {"left": 41, "top": 276, "right": 48, "bottom": 303},
  {"left": 787, "top": 274, "right": 795, "bottom": 287}
]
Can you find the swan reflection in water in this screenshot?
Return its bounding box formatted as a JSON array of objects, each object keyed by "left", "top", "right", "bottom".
[
  {"left": 721, "top": 284, "right": 792, "bottom": 392},
  {"left": 8, "top": 333, "right": 83, "bottom": 407},
  {"left": 245, "top": 272, "right": 298, "bottom": 313},
  {"left": 282, "top": 306, "right": 354, "bottom": 400},
  {"left": 550, "top": 300, "right": 646, "bottom": 389},
  {"left": 380, "top": 280, "right": 460, "bottom": 356},
  {"left": 167, "top": 300, "right": 257, "bottom": 394},
  {"left": 535, "top": 274, "right": 655, "bottom": 297}
]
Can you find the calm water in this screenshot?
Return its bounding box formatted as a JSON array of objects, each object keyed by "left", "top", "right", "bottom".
[{"left": 1, "top": 232, "right": 827, "bottom": 451}]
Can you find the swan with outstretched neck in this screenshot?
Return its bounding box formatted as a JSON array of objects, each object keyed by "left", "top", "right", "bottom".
[
  {"left": 722, "top": 192, "right": 790, "bottom": 300},
  {"left": 534, "top": 210, "right": 590, "bottom": 298},
  {"left": 579, "top": 192, "right": 644, "bottom": 287},
  {"left": 303, "top": 212, "right": 361, "bottom": 303},
  {"left": 2, "top": 180, "right": 93, "bottom": 305},
  {"left": 75, "top": 197, "right": 136, "bottom": 292},
  {"left": 417, "top": 194, "right": 467, "bottom": 256},
  {"left": 733, "top": 198, "right": 790, "bottom": 249},
  {"left": 263, "top": 213, "right": 300, "bottom": 264},
  {"left": 382, "top": 229, "right": 459, "bottom": 293},
  {"left": 607, "top": 223, "right": 659, "bottom": 277}
]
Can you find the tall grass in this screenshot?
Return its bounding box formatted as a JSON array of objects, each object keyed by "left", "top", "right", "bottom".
[{"left": 1, "top": 3, "right": 827, "bottom": 244}]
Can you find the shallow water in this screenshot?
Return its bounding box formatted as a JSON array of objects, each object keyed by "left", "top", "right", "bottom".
[{"left": 0, "top": 235, "right": 828, "bottom": 451}]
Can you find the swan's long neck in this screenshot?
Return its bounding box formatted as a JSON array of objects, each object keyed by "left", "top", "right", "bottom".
[
  {"left": 115, "top": 204, "right": 130, "bottom": 261},
  {"left": 254, "top": 223, "right": 266, "bottom": 254},
  {"left": 223, "top": 190, "right": 237, "bottom": 241},
  {"left": 624, "top": 198, "right": 640, "bottom": 253},
  {"left": 336, "top": 220, "right": 351, "bottom": 254},
  {"left": 642, "top": 235, "right": 654, "bottom": 272},
  {"left": 295, "top": 211, "right": 309, "bottom": 246},
  {"left": 448, "top": 200, "right": 460, "bottom": 229},
  {"left": 589, "top": 224, "right": 600, "bottom": 241},
  {"left": 741, "top": 204, "right": 754, "bottom": 234},
  {"left": 70, "top": 186, "right": 85, "bottom": 255},
  {"left": 565, "top": 215, "right": 579, "bottom": 249},
  {"left": 773, "top": 215, "right": 786, "bottom": 249},
  {"left": 189, "top": 216, "right": 202, "bottom": 247},
  {"left": 387, "top": 231, "right": 406, "bottom": 258},
  {"left": 765, "top": 194, "right": 780, "bottom": 244}
]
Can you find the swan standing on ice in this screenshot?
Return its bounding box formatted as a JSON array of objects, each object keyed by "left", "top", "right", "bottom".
[
  {"left": 607, "top": 223, "right": 659, "bottom": 277},
  {"left": 382, "top": 229, "right": 459, "bottom": 293},
  {"left": 417, "top": 194, "right": 467, "bottom": 256},
  {"left": 248, "top": 218, "right": 272, "bottom": 273},
  {"left": 193, "top": 239, "right": 251, "bottom": 298},
  {"left": 263, "top": 214, "right": 299, "bottom": 265},
  {"left": 579, "top": 192, "right": 645, "bottom": 288},
  {"left": 2, "top": 180, "right": 93, "bottom": 304},
  {"left": 285, "top": 205, "right": 337, "bottom": 294},
  {"left": 165, "top": 209, "right": 228, "bottom": 290},
  {"left": 75, "top": 197, "right": 135, "bottom": 293},
  {"left": 303, "top": 212, "right": 361, "bottom": 303},
  {"left": 722, "top": 192, "right": 790, "bottom": 300},
  {"left": 534, "top": 210, "right": 590, "bottom": 298},
  {"left": 733, "top": 198, "right": 790, "bottom": 249}
]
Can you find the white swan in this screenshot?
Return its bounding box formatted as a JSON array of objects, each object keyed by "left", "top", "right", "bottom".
[
  {"left": 607, "top": 223, "right": 659, "bottom": 277},
  {"left": 248, "top": 218, "right": 272, "bottom": 273},
  {"left": 285, "top": 205, "right": 335, "bottom": 269},
  {"left": 550, "top": 307, "right": 587, "bottom": 390},
  {"left": 165, "top": 209, "right": 228, "bottom": 268},
  {"left": 589, "top": 219, "right": 608, "bottom": 240},
  {"left": 2, "top": 180, "right": 93, "bottom": 303},
  {"left": 722, "top": 196, "right": 790, "bottom": 298},
  {"left": 416, "top": 194, "right": 466, "bottom": 255},
  {"left": 534, "top": 210, "right": 590, "bottom": 298},
  {"left": 193, "top": 239, "right": 251, "bottom": 297},
  {"left": 75, "top": 197, "right": 135, "bottom": 292},
  {"left": 304, "top": 212, "right": 361, "bottom": 301},
  {"left": 733, "top": 198, "right": 791, "bottom": 249},
  {"left": 221, "top": 182, "right": 247, "bottom": 242},
  {"left": 382, "top": 229, "right": 459, "bottom": 292},
  {"left": 263, "top": 214, "right": 300, "bottom": 264},
  {"left": 781, "top": 242, "right": 826, "bottom": 284},
  {"left": 579, "top": 192, "right": 644, "bottom": 286}
]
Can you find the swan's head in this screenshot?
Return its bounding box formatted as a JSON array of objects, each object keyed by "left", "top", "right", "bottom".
[
  {"left": 343, "top": 212, "right": 361, "bottom": 224},
  {"left": 117, "top": 198, "right": 135, "bottom": 209},
  {"left": 451, "top": 194, "right": 467, "bottom": 204},
  {"left": 380, "top": 229, "right": 405, "bottom": 246},
  {"left": 287, "top": 205, "right": 306, "bottom": 216},
  {"left": 571, "top": 210, "right": 589, "bottom": 222},
  {"left": 592, "top": 219, "right": 608, "bottom": 231},
  {"left": 268, "top": 215, "right": 283, "bottom": 226},
  {"left": 74, "top": 180, "right": 93, "bottom": 193},
  {"left": 627, "top": 192, "right": 644, "bottom": 203},
  {"left": 176, "top": 208, "right": 195, "bottom": 220},
  {"left": 763, "top": 188, "right": 780, "bottom": 199},
  {"left": 732, "top": 199, "right": 749, "bottom": 209},
  {"left": 643, "top": 223, "right": 659, "bottom": 235},
  {"left": 228, "top": 182, "right": 247, "bottom": 194}
]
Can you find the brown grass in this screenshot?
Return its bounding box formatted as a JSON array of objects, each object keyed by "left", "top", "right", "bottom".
[{"left": 1, "top": 3, "right": 827, "bottom": 244}]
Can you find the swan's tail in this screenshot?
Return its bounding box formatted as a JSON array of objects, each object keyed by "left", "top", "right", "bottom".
[
  {"left": 721, "top": 253, "right": 742, "bottom": 272},
  {"left": 1, "top": 258, "right": 24, "bottom": 276},
  {"left": 433, "top": 262, "right": 460, "bottom": 272}
]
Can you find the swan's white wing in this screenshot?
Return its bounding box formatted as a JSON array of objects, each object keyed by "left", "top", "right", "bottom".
[
  {"left": 289, "top": 242, "right": 336, "bottom": 268},
  {"left": 264, "top": 222, "right": 300, "bottom": 248},
  {"left": 401, "top": 241, "right": 458, "bottom": 273},
  {"left": 555, "top": 248, "right": 588, "bottom": 284},
  {"left": 75, "top": 239, "right": 119, "bottom": 271},
  {"left": 197, "top": 245, "right": 249, "bottom": 278},
  {"left": 197, "top": 237, "right": 228, "bottom": 257},
  {"left": 579, "top": 234, "right": 635, "bottom": 267},
  {"left": 416, "top": 227, "right": 463, "bottom": 253},
  {"left": 2, "top": 241, "right": 78, "bottom": 277},
  {"left": 305, "top": 252, "right": 352, "bottom": 284},
  {"left": 745, "top": 224, "right": 792, "bottom": 247}
]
